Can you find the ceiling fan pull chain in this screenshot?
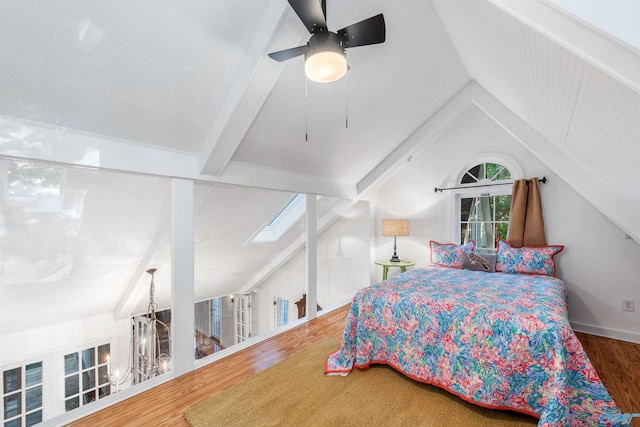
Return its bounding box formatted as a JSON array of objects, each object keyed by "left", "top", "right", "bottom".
[
  {"left": 345, "top": 67, "right": 349, "bottom": 129},
  {"left": 305, "top": 76, "right": 309, "bottom": 142}
]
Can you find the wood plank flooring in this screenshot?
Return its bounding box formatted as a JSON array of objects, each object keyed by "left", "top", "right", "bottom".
[
  {"left": 68, "top": 305, "right": 640, "bottom": 426},
  {"left": 575, "top": 332, "right": 640, "bottom": 426}
]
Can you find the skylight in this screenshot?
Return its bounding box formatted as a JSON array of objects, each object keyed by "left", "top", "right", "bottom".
[
  {"left": 252, "top": 194, "right": 307, "bottom": 243},
  {"left": 549, "top": 0, "right": 640, "bottom": 49}
]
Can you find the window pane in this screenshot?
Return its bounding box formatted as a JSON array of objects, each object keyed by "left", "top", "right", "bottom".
[
  {"left": 460, "top": 222, "right": 468, "bottom": 244},
  {"left": 462, "top": 165, "right": 481, "bottom": 183},
  {"left": 65, "top": 397, "right": 79, "bottom": 412},
  {"left": 98, "top": 366, "right": 109, "bottom": 386},
  {"left": 98, "top": 385, "right": 111, "bottom": 399},
  {"left": 25, "top": 410, "right": 42, "bottom": 427},
  {"left": 474, "top": 197, "right": 492, "bottom": 222},
  {"left": 460, "top": 197, "right": 472, "bottom": 222},
  {"left": 485, "top": 163, "right": 503, "bottom": 180},
  {"left": 3, "top": 392, "right": 21, "bottom": 419},
  {"left": 281, "top": 300, "right": 288, "bottom": 325},
  {"left": 496, "top": 195, "right": 511, "bottom": 220},
  {"left": 478, "top": 223, "right": 495, "bottom": 249},
  {"left": 65, "top": 375, "right": 79, "bottom": 398},
  {"left": 24, "top": 363, "right": 42, "bottom": 387},
  {"left": 64, "top": 354, "right": 78, "bottom": 375},
  {"left": 4, "top": 419, "right": 20, "bottom": 427},
  {"left": 82, "top": 370, "right": 95, "bottom": 391},
  {"left": 97, "top": 344, "right": 110, "bottom": 365},
  {"left": 3, "top": 368, "right": 21, "bottom": 394},
  {"left": 213, "top": 298, "right": 221, "bottom": 338},
  {"left": 25, "top": 386, "right": 42, "bottom": 412},
  {"left": 81, "top": 349, "right": 95, "bottom": 369},
  {"left": 495, "top": 167, "right": 511, "bottom": 180},
  {"left": 82, "top": 390, "right": 96, "bottom": 405},
  {"left": 496, "top": 222, "right": 509, "bottom": 242}
]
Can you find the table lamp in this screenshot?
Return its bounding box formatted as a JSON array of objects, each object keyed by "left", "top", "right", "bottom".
[{"left": 382, "top": 219, "right": 410, "bottom": 262}]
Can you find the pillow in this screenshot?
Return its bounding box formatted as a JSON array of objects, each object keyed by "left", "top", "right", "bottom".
[
  {"left": 430, "top": 241, "right": 474, "bottom": 269},
  {"left": 461, "top": 252, "right": 497, "bottom": 272},
  {"left": 495, "top": 239, "right": 564, "bottom": 276}
]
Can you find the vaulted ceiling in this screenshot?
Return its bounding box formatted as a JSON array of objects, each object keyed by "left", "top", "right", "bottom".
[
  {"left": 1, "top": 1, "right": 637, "bottom": 225},
  {"left": 0, "top": 0, "right": 638, "bottom": 329}
]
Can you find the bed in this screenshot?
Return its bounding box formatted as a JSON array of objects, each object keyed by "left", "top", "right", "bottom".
[{"left": 325, "top": 263, "right": 627, "bottom": 426}]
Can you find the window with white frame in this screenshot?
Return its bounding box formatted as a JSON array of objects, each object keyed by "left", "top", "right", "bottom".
[
  {"left": 274, "top": 297, "right": 289, "bottom": 328},
  {"left": 63, "top": 344, "right": 110, "bottom": 412},
  {"left": 212, "top": 297, "right": 221, "bottom": 340},
  {"left": 2, "top": 362, "right": 43, "bottom": 427},
  {"left": 457, "top": 162, "right": 513, "bottom": 253},
  {"left": 234, "top": 296, "right": 251, "bottom": 344}
]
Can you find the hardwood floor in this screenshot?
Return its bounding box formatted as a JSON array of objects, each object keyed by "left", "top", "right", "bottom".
[
  {"left": 67, "top": 306, "right": 349, "bottom": 427},
  {"left": 575, "top": 332, "right": 640, "bottom": 426},
  {"left": 67, "top": 305, "right": 640, "bottom": 426}
]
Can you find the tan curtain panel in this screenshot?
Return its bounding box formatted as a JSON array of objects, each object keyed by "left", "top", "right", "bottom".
[{"left": 507, "top": 178, "right": 547, "bottom": 248}]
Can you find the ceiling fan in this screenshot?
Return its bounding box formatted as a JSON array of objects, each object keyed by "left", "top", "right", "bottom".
[{"left": 268, "top": 0, "right": 385, "bottom": 83}]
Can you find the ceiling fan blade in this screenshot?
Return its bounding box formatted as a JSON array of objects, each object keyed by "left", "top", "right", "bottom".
[
  {"left": 268, "top": 45, "right": 308, "bottom": 62},
  {"left": 338, "top": 14, "right": 385, "bottom": 48},
  {"left": 288, "top": 0, "right": 327, "bottom": 34}
]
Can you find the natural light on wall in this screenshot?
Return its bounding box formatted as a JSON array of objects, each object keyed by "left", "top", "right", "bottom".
[
  {"left": 549, "top": 0, "right": 640, "bottom": 49},
  {"left": 0, "top": 159, "right": 172, "bottom": 425}
]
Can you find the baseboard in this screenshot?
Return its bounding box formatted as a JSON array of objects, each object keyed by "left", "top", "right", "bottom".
[{"left": 570, "top": 322, "right": 640, "bottom": 344}]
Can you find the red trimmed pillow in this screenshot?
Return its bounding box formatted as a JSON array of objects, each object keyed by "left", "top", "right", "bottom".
[
  {"left": 495, "top": 239, "right": 564, "bottom": 276},
  {"left": 430, "top": 241, "right": 475, "bottom": 269}
]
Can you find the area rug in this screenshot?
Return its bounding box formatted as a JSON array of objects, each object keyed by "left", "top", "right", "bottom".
[{"left": 184, "top": 336, "right": 537, "bottom": 427}]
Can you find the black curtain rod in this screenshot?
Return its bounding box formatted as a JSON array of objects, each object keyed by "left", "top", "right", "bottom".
[{"left": 434, "top": 177, "right": 546, "bottom": 193}]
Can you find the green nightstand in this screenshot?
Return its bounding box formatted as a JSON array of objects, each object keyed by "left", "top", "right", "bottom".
[{"left": 374, "top": 259, "right": 415, "bottom": 280}]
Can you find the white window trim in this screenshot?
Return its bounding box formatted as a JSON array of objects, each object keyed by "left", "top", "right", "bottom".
[
  {"left": 250, "top": 194, "right": 306, "bottom": 243},
  {"left": 1, "top": 361, "right": 44, "bottom": 427},
  {"left": 448, "top": 154, "right": 523, "bottom": 244}
]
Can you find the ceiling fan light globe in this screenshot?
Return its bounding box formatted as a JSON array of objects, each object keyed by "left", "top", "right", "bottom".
[{"left": 305, "top": 50, "right": 347, "bottom": 83}]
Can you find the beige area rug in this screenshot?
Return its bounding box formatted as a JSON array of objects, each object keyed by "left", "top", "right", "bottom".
[{"left": 184, "top": 336, "right": 538, "bottom": 427}]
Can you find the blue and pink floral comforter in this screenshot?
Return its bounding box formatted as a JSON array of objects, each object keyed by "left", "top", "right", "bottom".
[{"left": 325, "top": 267, "right": 627, "bottom": 426}]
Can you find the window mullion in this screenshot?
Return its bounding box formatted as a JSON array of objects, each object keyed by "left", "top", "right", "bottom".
[{"left": 456, "top": 162, "right": 513, "bottom": 253}]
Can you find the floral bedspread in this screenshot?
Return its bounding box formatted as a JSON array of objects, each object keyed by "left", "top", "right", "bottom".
[{"left": 325, "top": 267, "right": 627, "bottom": 426}]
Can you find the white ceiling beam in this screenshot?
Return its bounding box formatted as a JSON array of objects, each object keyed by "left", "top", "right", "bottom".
[
  {"left": 217, "top": 161, "right": 357, "bottom": 198},
  {"left": 0, "top": 117, "right": 357, "bottom": 197},
  {"left": 198, "top": 3, "right": 308, "bottom": 176},
  {"left": 469, "top": 81, "right": 640, "bottom": 242},
  {"left": 356, "top": 82, "right": 476, "bottom": 196},
  {"left": 0, "top": 117, "right": 200, "bottom": 177}
]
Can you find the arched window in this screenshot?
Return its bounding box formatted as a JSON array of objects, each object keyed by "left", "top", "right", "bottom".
[{"left": 457, "top": 162, "right": 514, "bottom": 253}]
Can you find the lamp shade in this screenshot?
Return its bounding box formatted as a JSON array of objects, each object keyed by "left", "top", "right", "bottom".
[{"left": 382, "top": 219, "right": 410, "bottom": 237}]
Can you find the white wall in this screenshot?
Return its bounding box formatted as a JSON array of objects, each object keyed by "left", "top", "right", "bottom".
[
  {"left": 1, "top": 313, "right": 131, "bottom": 420},
  {"left": 317, "top": 201, "right": 371, "bottom": 307},
  {"left": 252, "top": 253, "right": 306, "bottom": 338},
  {"left": 251, "top": 201, "right": 371, "bottom": 338},
  {"left": 373, "top": 107, "right": 640, "bottom": 342}
]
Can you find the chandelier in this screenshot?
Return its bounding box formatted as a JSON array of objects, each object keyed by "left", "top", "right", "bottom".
[
  {"left": 132, "top": 268, "right": 171, "bottom": 384},
  {"left": 108, "top": 268, "right": 171, "bottom": 391}
]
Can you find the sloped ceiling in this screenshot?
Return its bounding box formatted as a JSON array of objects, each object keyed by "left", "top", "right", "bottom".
[
  {"left": 0, "top": 0, "right": 471, "bottom": 194},
  {"left": 432, "top": 0, "right": 639, "bottom": 241},
  {"left": 0, "top": 0, "right": 638, "bottom": 330}
]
